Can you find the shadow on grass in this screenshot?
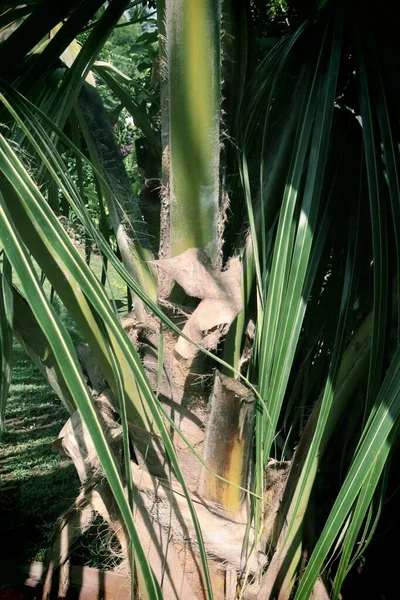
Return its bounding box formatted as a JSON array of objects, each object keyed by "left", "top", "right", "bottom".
[{"left": 0, "top": 342, "right": 80, "bottom": 580}]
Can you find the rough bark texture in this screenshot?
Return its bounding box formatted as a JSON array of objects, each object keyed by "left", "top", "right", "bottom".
[
  {"left": 157, "top": 0, "right": 173, "bottom": 299},
  {"left": 35, "top": 292, "right": 377, "bottom": 599},
  {"left": 47, "top": 393, "right": 263, "bottom": 599},
  {"left": 37, "top": 284, "right": 268, "bottom": 599},
  {"left": 153, "top": 248, "right": 242, "bottom": 359},
  {"left": 198, "top": 372, "right": 255, "bottom": 510},
  {"left": 77, "top": 83, "right": 156, "bottom": 318}
]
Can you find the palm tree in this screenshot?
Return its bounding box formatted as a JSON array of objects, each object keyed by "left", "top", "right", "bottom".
[{"left": 0, "top": 1, "right": 399, "bottom": 598}]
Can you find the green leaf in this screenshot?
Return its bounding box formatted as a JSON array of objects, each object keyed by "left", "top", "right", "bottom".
[
  {"left": 22, "top": 0, "right": 106, "bottom": 89},
  {"left": 0, "top": 127, "right": 214, "bottom": 600},
  {"left": 0, "top": 0, "right": 83, "bottom": 71},
  {"left": 94, "top": 63, "right": 161, "bottom": 157},
  {"left": 0, "top": 188, "right": 162, "bottom": 600},
  {"left": 49, "top": 0, "right": 130, "bottom": 130},
  {"left": 295, "top": 343, "right": 400, "bottom": 599},
  {"left": 136, "top": 31, "right": 158, "bottom": 44},
  {"left": 354, "top": 25, "right": 388, "bottom": 412},
  {"left": 0, "top": 253, "right": 13, "bottom": 436},
  {"left": 332, "top": 455, "right": 388, "bottom": 598}
]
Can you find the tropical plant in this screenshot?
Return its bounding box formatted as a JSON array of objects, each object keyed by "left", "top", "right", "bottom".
[{"left": 0, "top": 1, "right": 399, "bottom": 599}]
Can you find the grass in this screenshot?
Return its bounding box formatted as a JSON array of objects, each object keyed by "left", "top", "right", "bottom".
[
  {"left": 0, "top": 248, "right": 129, "bottom": 581},
  {"left": 11, "top": 242, "right": 129, "bottom": 314},
  {"left": 0, "top": 341, "right": 80, "bottom": 568}
]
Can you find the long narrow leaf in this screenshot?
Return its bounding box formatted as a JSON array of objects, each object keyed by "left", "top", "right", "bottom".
[
  {"left": 0, "top": 188, "right": 162, "bottom": 600},
  {"left": 0, "top": 253, "right": 13, "bottom": 435},
  {"left": 295, "top": 343, "right": 400, "bottom": 599},
  {"left": 0, "top": 132, "right": 214, "bottom": 600},
  {"left": 354, "top": 25, "right": 388, "bottom": 412}
]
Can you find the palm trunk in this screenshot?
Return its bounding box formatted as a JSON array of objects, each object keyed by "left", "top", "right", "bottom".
[
  {"left": 166, "top": 0, "right": 220, "bottom": 264},
  {"left": 76, "top": 83, "right": 157, "bottom": 319}
]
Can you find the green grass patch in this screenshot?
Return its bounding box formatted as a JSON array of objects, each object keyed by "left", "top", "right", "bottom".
[
  {"left": 0, "top": 342, "right": 80, "bottom": 567},
  {"left": 11, "top": 242, "right": 129, "bottom": 316}
]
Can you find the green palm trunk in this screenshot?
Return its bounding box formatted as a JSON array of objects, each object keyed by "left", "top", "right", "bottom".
[{"left": 166, "top": 0, "right": 220, "bottom": 263}]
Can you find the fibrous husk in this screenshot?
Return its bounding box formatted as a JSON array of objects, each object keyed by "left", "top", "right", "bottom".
[
  {"left": 77, "top": 313, "right": 141, "bottom": 395},
  {"left": 77, "top": 342, "right": 107, "bottom": 395},
  {"left": 53, "top": 392, "right": 122, "bottom": 484},
  {"left": 152, "top": 248, "right": 243, "bottom": 359},
  {"left": 262, "top": 459, "right": 291, "bottom": 548},
  {"left": 51, "top": 401, "right": 268, "bottom": 599},
  {"left": 198, "top": 372, "right": 255, "bottom": 510}
]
